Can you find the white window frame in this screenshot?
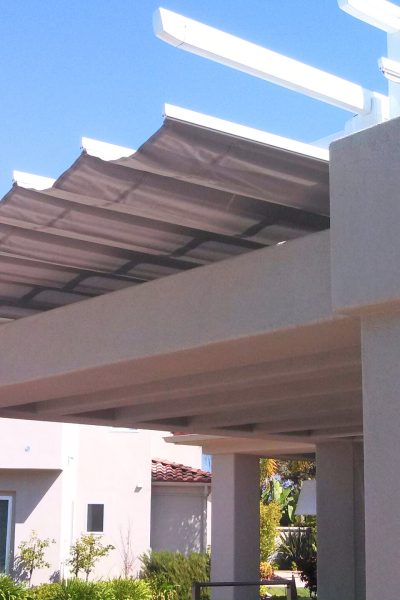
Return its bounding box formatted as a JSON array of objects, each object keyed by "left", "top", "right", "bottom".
[{"left": 0, "top": 495, "right": 13, "bottom": 574}]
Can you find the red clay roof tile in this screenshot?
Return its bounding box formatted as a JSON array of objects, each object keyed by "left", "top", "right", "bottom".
[{"left": 152, "top": 458, "right": 211, "bottom": 484}]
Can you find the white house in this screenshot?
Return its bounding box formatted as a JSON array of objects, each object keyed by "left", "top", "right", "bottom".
[{"left": 0, "top": 418, "right": 211, "bottom": 584}]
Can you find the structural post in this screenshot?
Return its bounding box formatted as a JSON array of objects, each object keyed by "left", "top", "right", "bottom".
[
  {"left": 330, "top": 116, "right": 400, "bottom": 600},
  {"left": 317, "top": 441, "right": 365, "bottom": 600},
  {"left": 210, "top": 454, "right": 260, "bottom": 600},
  {"left": 361, "top": 314, "right": 400, "bottom": 599}
]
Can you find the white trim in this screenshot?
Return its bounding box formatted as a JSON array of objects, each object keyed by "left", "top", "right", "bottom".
[
  {"left": 339, "top": 0, "right": 400, "bottom": 33},
  {"left": 155, "top": 8, "right": 385, "bottom": 115},
  {"left": 81, "top": 137, "right": 135, "bottom": 161},
  {"left": 12, "top": 171, "right": 56, "bottom": 190},
  {"left": 163, "top": 103, "right": 330, "bottom": 161},
  {"left": 0, "top": 495, "right": 13, "bottom": 573}
]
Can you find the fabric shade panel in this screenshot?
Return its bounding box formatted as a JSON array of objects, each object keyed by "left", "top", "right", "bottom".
[{"left": 0, "top": 112, "right": 329, "bottom": 321}]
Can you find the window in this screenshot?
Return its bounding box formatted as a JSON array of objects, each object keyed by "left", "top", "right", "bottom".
[
  {"left": 87, "top": 504, "right": 104, "bottom": 533},
  {"left": 0, "top": 496, "right": 13, "bottom": 573}
]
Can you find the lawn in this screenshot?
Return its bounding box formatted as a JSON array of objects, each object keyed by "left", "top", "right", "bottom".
[{"left": 265, "top": 586, "right": 311, "bottom": 598}]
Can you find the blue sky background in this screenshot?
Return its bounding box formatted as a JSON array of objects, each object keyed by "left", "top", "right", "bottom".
[{"left": 0, "top": 0, "right": 392, "bottom": 196}]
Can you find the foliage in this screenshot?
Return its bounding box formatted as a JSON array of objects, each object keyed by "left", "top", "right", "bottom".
[
  {"left": 259, "top": 502, "right": 281, "bottom": 562},
  {"left": 102, "top": 579, "right": 151, "bottom": 600},
  {"left": 30, "top": 579, "right": 151, "bottom": 600},
  {"left": 259, "top": 562, "right": 274, "bottom": 580},
  {"left": 278, "top": 527, "right": 317, "bottom": 598},
  {"left": 139, "top": 551, "right": 210, "bottom": 600},
  {"left": 147, "top": 576, "right": 178, "bottom": 600},
  {"left": 277, "top": 461, "right": 316, "bottom": 488},
  {"left": 262, "top": 480, "right": 299, "bottom": 526},
  {"left": 259, "top": 459, "right": 278, "bottom": 488},
  {"left": 17, "top": 531, "right": 55, "bottom": 586},
  {"left": 29, "top": 583, "right": 63, "bottom": 600},
  {"left": 67, "top": 535, "right": 114, "bottom": 581},
  {"left": 0, "top": 575, "right": 28, "bottom": 600}
]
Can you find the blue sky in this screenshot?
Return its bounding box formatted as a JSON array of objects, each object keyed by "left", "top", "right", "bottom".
[{"left": 0, "top": 0, "right": 391, "bottom": 196}]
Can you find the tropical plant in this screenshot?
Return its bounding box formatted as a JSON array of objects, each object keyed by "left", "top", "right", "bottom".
[
  {"left": 278, "top": 527, "right": 317, "bottom": 598},
  {"left": 16, "top": 531, "right": 55, "bottom": 586},
  {"left": 262, "top": 479, "right": 299, "bottom": 526},
  {"left": 67, "top": 534, "right": 114, "bottom": 581}
]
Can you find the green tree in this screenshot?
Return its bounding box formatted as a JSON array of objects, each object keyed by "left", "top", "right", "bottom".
[
  {"left": 67, "top": 534, "right": 114, "bottom": 581},
  {"left": 17, "top": 530, "right": 55, "bottom": 586}
]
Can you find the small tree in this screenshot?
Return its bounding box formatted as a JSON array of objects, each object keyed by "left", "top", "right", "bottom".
[
  {"left": 17, "top": 530, "right": 55, "bottom": 586},
  {"left": 67, "top": 534, "right": 114, "bottom": 581},
  {"left": 260, "top": 501, "right": 281, "bottom": 562},
  {"left": 119, "top": 524, "right": 135, "bottom": 578}
]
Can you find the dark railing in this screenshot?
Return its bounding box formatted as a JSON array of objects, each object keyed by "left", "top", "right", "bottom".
[{"left": 191, "top": 579, "right": 295, "bottom": 600}]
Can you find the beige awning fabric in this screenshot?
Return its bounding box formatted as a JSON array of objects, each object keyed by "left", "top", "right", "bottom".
[{"left": 0, "top": 113, "right": 329, "bottom": 321}]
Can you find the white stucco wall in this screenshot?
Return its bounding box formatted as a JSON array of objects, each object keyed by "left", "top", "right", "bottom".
[
  {"left": 0, "top": 469, "right": 63, "bottom": 585},
  {"left": 0, "top": 419, "right": 63, "bottom": 470},
  {"left": 150, "top": 484, "right": 209, "bottom": 554},
  {"left": 72, "top": 426, "right": 153, "bottom": 578}
]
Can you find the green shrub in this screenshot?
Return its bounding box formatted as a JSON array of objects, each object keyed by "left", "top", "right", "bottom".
[
  {"left": 31, "top": 580, "right": 99, "bottom": 600},
  {"left": 29, "top": 583, "right": 63, "bottom": 600},
  {"left": 31, "top": 579, "right": 153, "bottom": 600},
  {"left": 99, "top": 579, "right": 151, "bottom": 600},
  {"left": 139, "top": 551, "right": 210, "bottom": 600},
  {"left": 147, "top": 576, "right": 178, "bottom": 600},
  {"left": 0, "top": 575, "right": 28, "bottom": 600},
  {"left": 260, "top": 501, "right": 281, "bottom": 562}
]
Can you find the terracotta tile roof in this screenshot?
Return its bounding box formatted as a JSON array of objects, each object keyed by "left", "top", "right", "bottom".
[{"left": 152, "top": 458, "right": 211, "bottom": 484}]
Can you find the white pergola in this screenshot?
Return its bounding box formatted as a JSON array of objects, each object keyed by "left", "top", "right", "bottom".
[{"left": 2, "top": 2, "right": 400, "bottom": 599}]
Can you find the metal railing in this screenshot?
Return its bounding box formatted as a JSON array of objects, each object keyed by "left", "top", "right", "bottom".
[{"left": 191, "top": 579, "right": 295, "bottom": 600}]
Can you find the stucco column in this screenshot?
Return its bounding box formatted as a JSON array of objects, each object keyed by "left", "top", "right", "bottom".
[
  {"left": 210, "top": 454, "right": 259, "bottom": 600},
  {"left": 361, "top": 314, "right": 400, "bottom": 600},
  {"left": 317, "top": 441, "right": 365, "bottom": 600}
]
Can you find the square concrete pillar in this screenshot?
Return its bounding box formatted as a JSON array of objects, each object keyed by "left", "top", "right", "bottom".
[
  {"left": 362, "top": 313, "right": 400, "bottom": 600},
  {"left": 211, "top": 454, "right": 260, "bottom": 600},
  {"left": 330, "top": 116, "right": 400, "bottom": 315},
  {"left": 317, "top": 441, "right": 365, "bottom": 600}
]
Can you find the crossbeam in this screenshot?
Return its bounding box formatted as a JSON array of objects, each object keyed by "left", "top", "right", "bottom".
[{"left": 154, "top": 7, "right": 387, "bottom": 116}]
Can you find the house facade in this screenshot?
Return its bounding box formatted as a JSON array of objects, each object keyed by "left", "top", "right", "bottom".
[{"left": 0, "top": 418, "right": 209, "bottom": 584}]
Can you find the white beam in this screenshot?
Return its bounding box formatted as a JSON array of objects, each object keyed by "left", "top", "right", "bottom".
[
  {"left": 339, "top": 0, "right": 400, "bottom": 33},
  {"left": 81, "top": 137, "right": 135, "bottom": 161},
  {"left": 155, "top": 8, "right": 386, "bottom": 115},
  {"left": 164, "top": 104, "right": 329, "bottom": 161},
  {"left": 13, "top": 171, "right": 56, "bottom": 191}
]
